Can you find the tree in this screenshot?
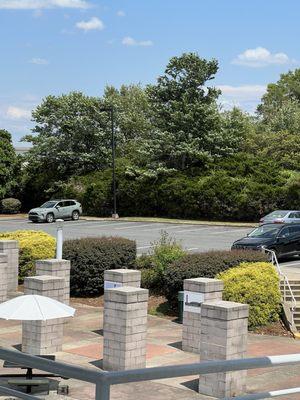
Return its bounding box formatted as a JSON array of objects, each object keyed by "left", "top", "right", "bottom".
[
  {"left": 23, "top": 92, "right": 112, "bottom": 180},
  {"left": 0, "top": 129, "right": 18, "bottom": 199},
  {"left": 257, "top": 69, "right": 300, "bottom": 126},
  {"left": 145, "top": 53, "right": 240, "bottom": 170}
]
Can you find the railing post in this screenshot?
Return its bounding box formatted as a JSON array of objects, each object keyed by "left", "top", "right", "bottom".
[{"left": 95, "top": 383, "right": 110, "bottom": 400}]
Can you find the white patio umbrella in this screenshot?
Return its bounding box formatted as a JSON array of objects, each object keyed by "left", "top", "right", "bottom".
[{"left": 0, "top": 295, "right": 76, "bottom": 321}]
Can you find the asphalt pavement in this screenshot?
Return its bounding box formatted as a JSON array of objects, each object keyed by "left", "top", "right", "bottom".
[{"left": 0, "top": 218, "right": 300, "bottom": 269}]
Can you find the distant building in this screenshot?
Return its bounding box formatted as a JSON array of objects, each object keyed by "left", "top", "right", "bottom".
[{"left": 14, "top": 146, "right": 31, "bottom": 155}]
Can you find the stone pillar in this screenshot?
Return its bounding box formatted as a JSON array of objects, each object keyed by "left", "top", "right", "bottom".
[
  {"left": 104, "top": 269, "right": 141, "bottom": 290},
  {"left": 103, "top": 287, "right": 148, "bottom": 371},
  {"left": 199, "top": 300, "right": 249, "bottom": 398},
  {"left": 35, "top": 259, "right": 71, "bottom": 304},
  {"left": 22, "top": 275, "right": 65, "bottom": 355},
  {"left": 182, "top": 278, "right": 223, "bottom": 353},
  {"left": 0, "top": 254, "right": 8, "bottom": 302},
  {"left": 0, "top": 240, "right": 19, "bottom": 294}
]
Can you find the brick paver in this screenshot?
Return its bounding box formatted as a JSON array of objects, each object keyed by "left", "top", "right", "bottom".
[{"left": 0, "top": 301, "right": 299, "bottom": 399}]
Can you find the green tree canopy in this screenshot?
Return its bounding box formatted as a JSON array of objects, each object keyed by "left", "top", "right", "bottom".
[
  {"left": 0, "top": 129, "right": 18, "bottom": 199},
  {"left": 258, "top": 69, "right": 300, "bottom": 127},
  {"left": 145, "top": 53, "right": 242, "bottom": 170},
  {"left": 23, "top": 92, "right": 112, "bottom": 179}
]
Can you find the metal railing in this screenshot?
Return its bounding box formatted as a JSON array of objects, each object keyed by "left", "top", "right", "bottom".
[
  {"left": 1, "top": 348, "right": 300, "bottom": 400},
  {"left": 263, "top": 248, "right": 297, "bottom": 320}
]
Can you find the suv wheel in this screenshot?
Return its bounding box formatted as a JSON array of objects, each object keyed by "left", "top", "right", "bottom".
[
  {"left": 72, "top": 210, "right": 79, "bottom": 221},
  {"left": 46, "top": 213, "right": 54, "bottom": 223}
]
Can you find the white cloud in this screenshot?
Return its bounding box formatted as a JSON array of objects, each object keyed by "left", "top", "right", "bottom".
[
  {"left": 0, "top": 0, "right": 90, "bottom": 9},
  {"left": 232, "top": 47, "right": 292, "bottom": 67},
  {"left": 76, "top": 17, "right": 104, "bottom": 31},
  {"left": 29, "top": 57, "right": 49, "bottom": 65},
  {"left": 6, "top": 106, "right": 31, "bottom": 120},
  {"left": 117, "top": 10, "right": 125, "bottom": 17},
  {"left": 217, "top": 84, "right": 267, "bottom": 113},
  {"left": 122, "top": 36, "right": 153, "bottom": 47},
  {"left": 217, "top": 85, "right": 267, "bottom": 100}
]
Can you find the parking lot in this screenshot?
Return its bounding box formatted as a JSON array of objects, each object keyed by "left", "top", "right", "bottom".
[{"left": 0, "top": 218, "right": 300, "bottom": 270}]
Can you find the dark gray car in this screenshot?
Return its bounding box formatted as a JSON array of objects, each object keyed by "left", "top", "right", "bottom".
[{"left": 28, "top": 199, "right": 82, "bottom": 223}]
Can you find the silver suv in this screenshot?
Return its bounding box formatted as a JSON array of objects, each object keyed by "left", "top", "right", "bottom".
[{"left": 28, "top": 199, "right": 82, "bottom": 223}]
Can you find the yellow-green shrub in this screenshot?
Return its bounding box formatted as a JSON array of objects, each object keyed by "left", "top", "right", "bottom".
[
  {"left": 217, "top": 262, "right": 281, "bottom": 328},
  {"left": 0, "top": 230, "right": 55, "bottom": 280}
]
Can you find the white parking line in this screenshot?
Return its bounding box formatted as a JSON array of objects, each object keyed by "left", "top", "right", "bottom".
[
  {"left": 174, "top": 226, "right": 219, "bottom": 234},
  {"left": 187, "top": 247, "right": 198, "bottom": 251},
  {"left": 63, "top": 221, "right": 137, "bottom": 228},
  {"left": 114, "top": 223, "right": 162, "bottom": 230},
  {"left": 135, "top": 224, "right": 192, "bottom": 232},
  {"left": 206, "top": 228, "right": 251, "bottom": 235},
  {"left": 137, "top": 245, "right": 152, "bottom": 250},
  {"left": 280, "top": 262, "right": 300, "bottom": 267}
]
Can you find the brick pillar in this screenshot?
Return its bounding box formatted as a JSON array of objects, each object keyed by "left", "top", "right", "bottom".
[
  {"left": 0, "top": 240, "right": 19, "bottom": 294},
  {"left": 0, "top": 254, "right": 8, "bottom": 302},
  {"left": 182, "top": 278, "right": 223, "bottom": 353},
  {"left": 35, "top": 259, "right": 71, "bottom": 304},
  {"left": 103, "top": 287, "right": 148, "bottom": 371},
  {"left": 22, "top": 275, "right": 65, "bottom": 355},
  {"left": 199, "top": 300, "right": 249, "bottom": 398},
  {"left": 104, "top": 269, "right": 141, "bottom": 290}
]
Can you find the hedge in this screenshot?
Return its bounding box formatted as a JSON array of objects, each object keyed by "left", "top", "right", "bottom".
[
  {"left": 0, "top": 230, "right": 55, "bottom": 280},
  {"left": 63, "top": 237, "right": 136, "bottom": 296},
  {"left": 163, "top": 250, "right": 268, "bottom": 309},
  {"left": 217, "top": 262, "right": 281, "bottom": 328},
  {"left": 1, "top": 198, "right": 21, "bottom": 213}
]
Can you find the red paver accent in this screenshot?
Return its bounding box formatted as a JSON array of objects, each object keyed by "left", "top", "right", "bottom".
[
  {"left": 146, "top": 343, "right": 177, "bottom": 360},
  {"left": 65, "top": 343, "right": 103, "bottom": 359},
  {"left": 248, "top": 341, "right": 300, "bottom": 357}
]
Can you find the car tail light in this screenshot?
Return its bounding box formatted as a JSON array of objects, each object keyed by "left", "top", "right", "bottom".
[
  {"left": 274, "top": 219, "right": 284, "bottom": 223},
  {"left": 259, "top": 218, "right": 264, "bottom": 223}
]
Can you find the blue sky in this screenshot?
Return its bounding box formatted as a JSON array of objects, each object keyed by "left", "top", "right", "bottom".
[{"left": 0, "top": 0, "right": 299, "bottom": 145}]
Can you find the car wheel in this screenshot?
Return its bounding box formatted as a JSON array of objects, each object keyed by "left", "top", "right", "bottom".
[
  {"left": 46, "top": 213, "right": 54, "bottom": 223},
  {"left": 72, "top": 210, "right": 80, "bottom": 221}
]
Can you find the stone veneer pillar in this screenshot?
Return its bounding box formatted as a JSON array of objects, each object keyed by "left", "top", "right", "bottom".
[
  {"left": 22, "top": 275, "right": 65, "bottom": 355},
  {"left": 0, "top": 240, "right": 19, "bottom": 294},
  {"left": 103, "top": 287, "right": 148, "bottom": 371},
  {"left": 199, "top": 300, "right": 249, "bottom": 398},
  {"left": 104, "top": 269, "right": 141, "bottom": 289},
  {"left": 35, "top": 259, "right": 71, "bottom": 304},
  {"left": 182, "top": 278, "right": 223, "bottom": 353},
  {"left": 0, "top": 254, "right": 8, "bottom": 302}
]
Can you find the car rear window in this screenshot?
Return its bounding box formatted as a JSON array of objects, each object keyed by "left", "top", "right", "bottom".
[{"left": 266, "top": 211, "right": 289, "bottom": 218}]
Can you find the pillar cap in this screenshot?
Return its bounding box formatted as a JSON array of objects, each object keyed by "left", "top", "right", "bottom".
[
  {"left": 202, "top": 300, "right": 249, "bottom": 320},
  {"left": 184, "top": 278, "right": 223, "bottom": 292}
]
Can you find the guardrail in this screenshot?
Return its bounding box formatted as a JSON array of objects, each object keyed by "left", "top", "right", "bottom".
[
  {"left": 1, "top": 348, "right": 300, "bottom": 399},
  {"left": 263, "top": 248, "right": 297, "bottom": 323}
]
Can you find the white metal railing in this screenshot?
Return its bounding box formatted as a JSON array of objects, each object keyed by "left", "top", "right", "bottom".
[
  {"left": 263, "top": 248, "right": 297, "bottom": 322},
  {"left": 2, "top": 348, "right": 300, "bottom": 400}
]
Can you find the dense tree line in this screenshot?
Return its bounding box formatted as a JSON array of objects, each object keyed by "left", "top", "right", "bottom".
[{"left": 1, "top": 53, "right": 300, "bottom": 220}]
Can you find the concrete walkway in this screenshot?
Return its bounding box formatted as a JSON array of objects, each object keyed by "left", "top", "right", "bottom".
[{"left": 0, "top": 302, "right": 300, "bottom": 399}]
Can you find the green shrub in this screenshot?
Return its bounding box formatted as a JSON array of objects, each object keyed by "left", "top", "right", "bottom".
[
  {"left": 137, "top": 232, "right": 186, "bottom": 293},
  {"left": 163, "top": 250, "right": 268, "bottom": 309},
  {"left": 63, "top": 237, "right": 136, "bottom": 296},
  {"left": 0, "top": 230, "right": 55, "bottom": 280},
  {"left": 1, "top": 198, "right": 21, "bottom": 213},
  {"left": 217, "top": 262, "right": 281, "bottom": 328}
]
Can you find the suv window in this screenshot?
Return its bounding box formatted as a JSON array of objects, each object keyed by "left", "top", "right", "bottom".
[
  {"left": 290, "top": 226, "right": 300, "bottom": 235},
  {"left": 295, "top": 212, "right": 300, "bottom": 218},
  {"left": 65, "top": 201, "right": 75, "bottom": 206},
  {"left": 280, "top": 227, "right": 292, "bottom": 237},
  {"left": 288, "top": 213, "right": 295, "bottom": 218},
  {"left": 57, "top": 201, "right": 67, "bottom": 208}
]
